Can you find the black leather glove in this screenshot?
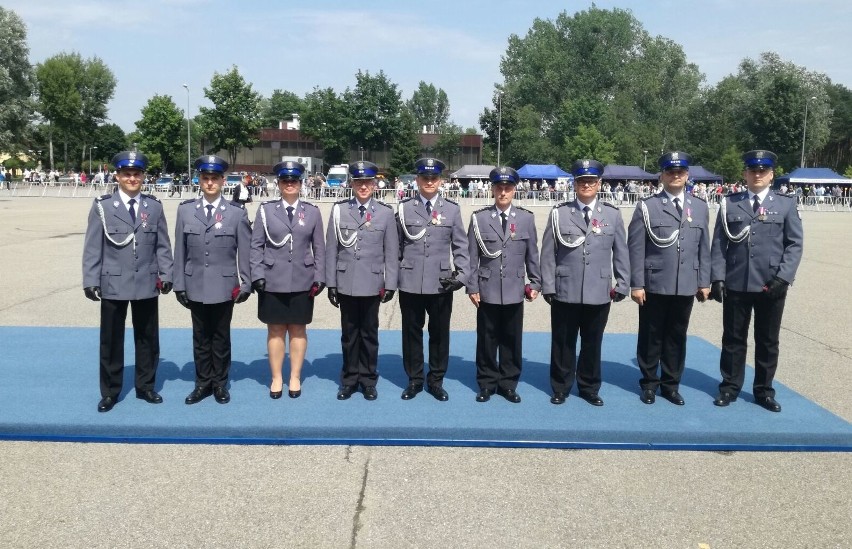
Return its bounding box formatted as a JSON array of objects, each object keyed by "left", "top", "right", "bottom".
[
  {"left": 160, "top": 281, "right": 173, "bottom": 295},
  {"left": 327, "top": 287, "right": 339, "bottom": 308},
  {"left": 175, "top": 291, "right": 191, "bottom": 309},
  {"left": 543, "top": 293, "right": 555, "bottom": 305},
  {"left": 763, "top": 276, "right": 789, "bottom": 299},
  {"left": 710, "top": 281, "right": 726, "bottom": 303},
  {"left": 309, "top": 281, "right": 326, "bottom": 297},
  {"left": 234, "top": 291, "right": 251, "bottom": 304},
  {"left": 609, "top": 288, "right": 626, "bottom": 302},
  {"left": 439, "top": 275, "right": 465, "bottom": 292},
  {"left": 84, "top": 286, "right": 101, "bottom": 302},
  {"left": 252, "top": 278, "right": 266, "bottom": 293},
  {"left": 381, "top": 289, "right": 395, "bottom": 303}
]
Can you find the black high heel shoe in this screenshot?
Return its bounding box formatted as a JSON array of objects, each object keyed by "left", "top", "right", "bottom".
[
  {"left": 270, "top": 384, "right": 283, "bottom": 399},
  {"left": 288, "top": 389, "right": 301, "bottom": 398}
]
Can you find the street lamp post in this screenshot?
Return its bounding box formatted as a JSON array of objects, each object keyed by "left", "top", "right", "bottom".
[
  {"left": 89, "top": 146, "right": 97, "bottom": 174},
  {"left": 183, "top": 84, "right": 191, "bottom": 179},
  {"left": 496, "top": 92, "right": 503, "bottom": 166},
  {"left": 642, "top": 150, "right": 648, "bottom": 171},
  {"left": 800, "top": 95, "right": 817, "bottom": 167}
]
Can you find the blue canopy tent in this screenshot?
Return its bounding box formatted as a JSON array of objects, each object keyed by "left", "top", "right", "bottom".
[
  {"left": 601, "top": 165, "right": 656, "bottom": 181},
  {"left": 687, "top": 165, "right": 723, "bottom": 183},
  {"left": 517, "top": 164, "right": 570, "bottom": 180},
  {"left": 774, "top": 167, "right": 851, "bottom": 189}
]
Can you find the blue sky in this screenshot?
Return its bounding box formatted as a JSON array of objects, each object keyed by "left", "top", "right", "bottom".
[{"left": 8, "top": 0, "right": 851, "bottom": 134}]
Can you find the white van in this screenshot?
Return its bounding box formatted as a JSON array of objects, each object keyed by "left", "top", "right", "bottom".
[{"left": 326, "top": 164, "right": 349, "bottom": 188}]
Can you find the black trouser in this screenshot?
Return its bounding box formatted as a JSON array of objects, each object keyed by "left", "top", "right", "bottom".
[
  {"left": 339, "top": 294, "right": 381, "bottom": 388},
  {"left": 189, "top": 300, "right": 235, "bottom": 389},
  {"left": 99, "top": 297, "right": 159, "bottom": 398},
  {"left": 475, "top": 302, "right": 523, "bottom": 391},
  {"left": 399, "top": 291, "right": 453, "bottom": 387},
  {"left": 720, "top": 290, "right": 786, "bottom": 398},
  {"left": 636, "top": 293, "right": 694, "bottom": 393},
  {"left": 549, "top": 300, "right": 611, "bottom": 395}
]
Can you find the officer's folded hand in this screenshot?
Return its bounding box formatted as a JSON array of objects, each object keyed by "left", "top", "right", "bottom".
[
  {"left": 327, "top": 287, "right": 340, "bottom": 308},
  {"left": 439, "top": 276, "right": 465, "bottom": 292},
  {"left": 309, "top": 281, "right": 326, "bottom": 298},
  {"left": 84, "top": 286, "right": 101, "bottom": 302},
  {"left": 543, "top": 293, "right": 555, "bottom": 305},
  {"left": 610, "top": 288, "right": 626, "bottom": 302},
  {"left": 763, "top": 276, "right": 788, "bottom": 299},
  {"left": 252, "top": 278, "right": 266, "bottom": 293},
  {"left": 380, "top": 289, "right": 395, "bottom": 303},
  {"left": 175, "top": 291, "right": 191, "bottom": 309},
  {"left": 696, "top": 287, "right": 710, "bottom": 303},
  {"left": 710, "top": 281, "right": 726, "bottom": 303},
  {"left": 234, "top": 291, "right": 251, "bottom": 304},
  {"left": 160, "top": 281, "right": 173, "bottom": 295}
]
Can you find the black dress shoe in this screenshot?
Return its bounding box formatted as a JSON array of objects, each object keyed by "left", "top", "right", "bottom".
[
  {"left": 580, "top": 393, "right": 604, "bottom": 406},
  {"left": 661, "top": 390, "right": 685, "bottom": 405},
  {"left": 337, "top": 385, "right": 356, "bottom": 400},
  {"left": 288, "top": 389, "right": 301, "bottom": 399},
  {"left": 755, "top": 395, "right": 781, "bottom": 412},
  {"left": 214, "top": 386, "right": 230, "bottom": 404},
  {"left": 270, "top": 389, "right": 283, "bottom": 399},
  {"left": 550, "top": 392, "right": 567, "bottom": 405},
  {"left": 427, "top": 385, "right": 449, "bottom": 401},
  {"left": 496, "top": 387, "right": 521, "bottom": 403},
  {"left": 185, "top": 386, "right": 213, "bottom": 405},
  {"left": 136, "top": 389, "right": 163, "bottom": 404},
  {"left": 97, "top": 396, "right": 117, "bottom": 413},
  {"left": 401, "top": 383, "right": 423, "bottom": 400},
  {"left": 713, "top": 391, "right": 738, "bottom": 407},
  {"left": 362, "top": 385, "right": 378, "bottom": 401},
  {"left": 475, "top": 389, "right": 492, "bottom": 402},
  {"left": 640, "top": 389, "right": 656, "bottom": 404}
]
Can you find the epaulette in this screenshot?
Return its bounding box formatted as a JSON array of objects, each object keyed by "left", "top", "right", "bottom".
[
  {"left": 473, "top": 206, "right": 490, "bottom": 214},
  {"left": 515, "top": 206, "right": 533, "bottom": 214},
  {"left": 142, "top": 193, "right": 160, "bottom": 202},
  {"left": 374, "top": 200, "right": 392, "bottom": 209},
  {"left": 442, "top": 197, "right": 459, "bottom": 205},
  {"left": 599, "top": 200, "right": 618, "bottom": 209},
  {"left": 179, "top": 198, "right": 195, "bottom": 205},
  {"left": 399, "top": 197, "right": 414, "bottom": 204},
  {"left": 301, "top": 201, "right": 318, "bottom": 208},
  {"left": 96, "top": 194, "right": 111, "bottom": 201},
  {"left": 261, "top": 199, "right": 278, "bottom": 205},
  {"left": 689, "top": 194, "right": 707, "bottom": 202},
  {"left": 639, "top": 195, "right": 653, "bottom": 202},
  {"left": 335, "top": 198, "right": 350, "bottom": 205},
  {"left": 554, "top": 200, "right": 571, "bottom": 209},
  {"left": 228, "top": 200, "right": 246, "bottom": 209}
]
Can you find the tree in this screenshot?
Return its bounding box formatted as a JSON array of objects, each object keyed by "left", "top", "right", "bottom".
[
  {"left": 259, "top": 89, "right": 304, "bottom": 128},
  {"left": 135, "top": 95, "right": 186, "bottom": 173},
  {"left": 35, "top": 52, "right": 116, "bottom": 170},
  {"left": 0, "top": 7, "right": 35, "bottom": 154},
  {"left": 812, "top": 83, "right": 852, "bottom": 172},
  {"left": 197, "top": 66, "right": 262, "bottom": 166},
  {"left": 433, "top": 123, "right": 464, "bottom": 167},
  {"left": 343, "top": 70, "right": 405, "bottom": 156},
  {"left": 407, "top": 82, "right": 450, "bottom": 132},
  {"left": 389, "top": 109, "right": 421, "bottom": 178},
  {"left": 300, "top": 86, "right": 349, "bottom": 167},
  {"left": 562, "top": 124, "right": 617, "bottom": 166},
  {"left": 92, "top": 123, "right": 127, "bottom": 167}
]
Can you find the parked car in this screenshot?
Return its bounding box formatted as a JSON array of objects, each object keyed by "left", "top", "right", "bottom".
[
  {"left": 154, "top": 176, "right": 173, "bottom": 192},
  {"left": 224, "top": 173, "right": 243, "bottom": 194}
]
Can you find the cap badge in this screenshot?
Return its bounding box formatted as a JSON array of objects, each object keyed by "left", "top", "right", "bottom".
[
  {"left": 427, "top": 159, "right": 434, "bottom": 166},
  {"left": 671, "top": 152, "right": 679, "bottom": 160},
  {"left": 582, "top": 160, "right": 590, "bottom": 168}
]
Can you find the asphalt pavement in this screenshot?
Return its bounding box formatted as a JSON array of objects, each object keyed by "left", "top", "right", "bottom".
[{"left": 0, "top": 195, "right": 849, "bottom": 548}]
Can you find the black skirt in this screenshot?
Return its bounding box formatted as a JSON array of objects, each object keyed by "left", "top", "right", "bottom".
[{"left": 257, "top": 291, "right": 314, "bottom": 325}]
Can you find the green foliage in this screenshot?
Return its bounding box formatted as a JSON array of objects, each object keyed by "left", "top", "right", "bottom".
[
  {"left": 343, "top": 70, "right": 405, "bottom": 154},
  {"left": 92, "top": 123, "right": 128, "bottom": 162},
  {"left": 713, "top": 146, "right": 745, "bottom": 184},
  {"left": 135, "top": 95, "right": 186, "bottom": 173},
  {"left": 844, "top": 166, "right": 852, "bottom": 179},
  {"left": 0, "top": 7, "right": 35, "bottom": 154},
  {"left": 197, "top": 66, "right": 262, "bottom": 166},
  {"left": 260, "top": 89, "right": 303, "bottom": 128},
  {"left": 562, "top": 125, "right": 616, "bottom": 165},
  {"left": 406, "top": 82, "right": 450, "bottom": 132},
  {"left": 300, "top": 86, "right": 349, "bottom": 167},
  {"left": 388, "top": 108, "right": 421, "bottom": 178},
  {"left": 433, "top": 123, "right": 463, "bottom": 167}
]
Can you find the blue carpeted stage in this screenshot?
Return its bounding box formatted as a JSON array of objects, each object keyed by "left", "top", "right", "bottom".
[{"left": 1, "top": 327, "right": 850, "bottom": 451}]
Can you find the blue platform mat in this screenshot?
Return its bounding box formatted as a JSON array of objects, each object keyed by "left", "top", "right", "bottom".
[{"left": 1, "top": 327, "right": 850, "bottom": 451}]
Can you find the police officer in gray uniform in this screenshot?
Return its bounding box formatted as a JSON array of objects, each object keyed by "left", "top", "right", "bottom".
[
  {"left": 541, "top": 160, "right": 629, "bottom": 406},
  {"left": 326, "top": 161, "right": 399, "bottom": 400},
  {"left": 468, "top": 166, "right": 541, "bottom": 403},
  {"left": 396, "top": 157, "right": 469, "bottom": 401},
  {"left": 628, "top": 152, "right": 711, "bottom": 406},
  {"left": 710, "top": 150, "right": 804, "bottom": 412},
  {"left": 83, "top": 151, "right": 174, "bottom": 412},
  {"left": 173, "top": 155, "right": 252, "bottom": 405}
]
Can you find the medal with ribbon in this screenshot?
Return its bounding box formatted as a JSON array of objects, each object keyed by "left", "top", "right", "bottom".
[
  {"left": 431, "top": 210, "right": 442, "bottom": 225},
  {"left": 686, "top": 207, "right": 692, "bottom": 223},
  {"left": 214, "top": 212, "right": 223, "bottom": 230},
  {"left": 510, "top": 223, "right": 516, "bottom": 239},
  {"left": 365, "top": 212, "right": 372, "bottom": 227},
  {"left": 591, "top": 218, "right": 601, "bottom": 234},
  {"left": 757, "top": 206, "right": 767, "bottom": 221},
  {"left": 298, "top": 210, "right": 305, "bottom": 226},
  {"left": 140, "top": 211, "right": 149, "bottom": 228}
]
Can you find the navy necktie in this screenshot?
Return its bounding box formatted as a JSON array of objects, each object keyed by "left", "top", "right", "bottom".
[
  {"left": 500, "top": 212, "right": 507, "bottom": 233},
  {"left": 425, "top": 200, "right": 432, "bottom": 215},
  {"left": 583, "top": 206, "right": 591, "bottom": 227},
  {"left": 752, "top": 195, "right": 760, "bottom": 213},
  {"left": 674, "top": 197, "right": 682, "bottom": 216},
  {"left": 359, "top": 205, "right": 366, "bottom": 218},
  {"left": 206, "top": 204, "right": 213, "bottom": 222},
  {"left": 287, "top": 206, "right": 294, "bottom": 222},
  {"left": 128, "top": 198, "right": 137, "bottom": 223}
]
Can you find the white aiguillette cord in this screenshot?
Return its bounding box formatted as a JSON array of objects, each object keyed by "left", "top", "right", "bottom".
[
  {"left": 639, "top": 200, "right": 679, "bottom": 248},
  {"left": 97, "top": 201, "right": 135, "bottom": 251},
  {"left": 397, "top": 200, "right": 426, "bottom": 241},
  {"left": 332, "top": 203, "right": 357, "bottom": 248},
  {"left": 550, "top": 207, "right": 585, "bottom": 249},
  {"left": 720, "top": 197, "right": 750, "bottom": 243},
  {"left": 471, "top": 212, "right": 501, "bottom": 258},
  {"left": 260, "top": 204, "right": 293, "bottom": 250}
]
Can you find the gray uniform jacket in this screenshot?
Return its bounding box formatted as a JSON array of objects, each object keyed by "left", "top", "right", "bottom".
[
  {"left": 397, "top": 194, "right": 470, "bottom": 294},
  {"left": 325, "top": 198, "right": 398, "bottom": 296},
  {"left": 467, "top": 205, "right": 542, "bottom": 305},
  {"left": 540, "top": 200, "right": 629, "bottom": 305},
  {"left": 711, "top": 191, "right": 803, "bottom": 292},
  {"left": 250, "top": 200, "right": 325, "bottom": 293},
  {"left": 173, "top": 198, "right": 251, "bottom": 303},
  {"left": 627, "top": 192, "right": 711, "bottom": 295},
  {"left": 82, "top": 192, "right": 173, "bottom": 300}
]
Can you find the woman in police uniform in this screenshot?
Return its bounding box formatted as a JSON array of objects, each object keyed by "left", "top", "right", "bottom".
[{"left": 250, "top": 161, "right": 325, "bottom": 399}]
